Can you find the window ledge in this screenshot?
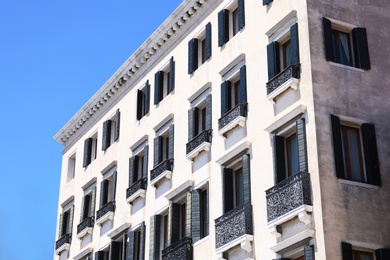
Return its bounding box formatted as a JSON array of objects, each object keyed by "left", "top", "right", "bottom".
[
  {"left": 267, "top": 77, "right": 299, "bottom": 104},
  {"left": 329, "top": 61, "right": 365, "bottom": 72},
  {"left": 126, "top": 189, "right": 146, "bottom": 204},
  {"left": 270, "top": 229, "right": 315, "bottom": 254},
  {"left": 95, "top": 211, "right": 114, "bottom": 226},
  {"left": 150, "top": 169, "right": 172, "bottom": 188},
  {"left": 339, "top": 179, "right": 379, "bottom": 190},
  {"left": 218, "top": 116, "right": 246, "bottom": 138},
  {"left": 55, "top": 242, "right": 70, "bottom": 255},
  {"left": 193, "top": 235, "right": 210, "bottom": 247},
  {"left": 215, "top": 234, "right": 254, "bottom": 260},
  {"left": 76, "top": 227, "right": 93, "bottom": 239},
  {"left": 186, "top": 141, "right": 211, "bottom": 160}
]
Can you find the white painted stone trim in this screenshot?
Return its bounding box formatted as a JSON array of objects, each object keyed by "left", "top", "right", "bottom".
[
  {"left": 186, "top": 141, "right": 211, "bottom": 160},
  {"left": 218, "top": 116, "right": 246, "bottom": 138},
  {"left": 216, "top": 234, "right": 254, "bottom": 260},
  {"left": 267, "top": 78, "right": 299, "bottom": 104},
  {"left": 55, "top": 242, "right": 70, "bottom": 255},
  {"left": 126, "top": 189, "right": 146, "bottom": 205},
  {"left": 150, "top": 170, "right": 172, "bottom": 188},
  {"left": 76, "top": 227, "right": 93, "bottom": 240},
  {"left": 95, "top": 211, "right": 114, "bottom": 226},
  {"left": 270, "top": 229, "right": 315, "bottom": 254}
]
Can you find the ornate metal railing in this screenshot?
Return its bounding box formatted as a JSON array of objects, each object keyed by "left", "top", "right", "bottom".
[
  {"left": 162, "top": 237, "right": 193, "bottom": 260},
  {"left": 55, "top": 233, "right": 72, "bottom": 250},
  {"left": 215, "top": 203, "right": 253, "bottom": 249},
  {"left": 266, "top": 172, "right": 312, "bottom": 222},
  {"left": 96, "top": 201, "right": 116, "bottom": 221},
  {"left": 186, "top": 129, "right": 212, "bottom": 155},
  {"left": 150, "top": 158, "right": 174, "bottom": 181},
  {"left": 77, "top": 216, "right": 94, "bottom": 234},
  {"left": 126, "top": 177, "right": 147, "bottom": 199},
  {"left": 218, "top": 103, "right": 248, "bottom": 130},
  {"left": 266, "top": 63, "right": 300, "bottom": 95}
]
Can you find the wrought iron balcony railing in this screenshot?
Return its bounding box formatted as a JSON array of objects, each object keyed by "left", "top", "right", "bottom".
[
  {"left": 266, "top": 172, "right": 312, "bottom": 222},
  {"left": 150, "top": 158, "right": 173, "bottom": 181},
  {"left": 186, "top": 129, "right": 212, "bottom": 155},
  {"left": 215, "top": 203, "right": 253, "bottom": 249},
  {"left": 218, "top": 103, "right": 248, "bottom": 131},
  {"left": 77, "top": 216, "right": 94, "bottom": 235},
  {"left": 55, "top": 233, "right": 72, "bottom": 250},
  {"left": 126, "top": 177, "right": 147, "bottom": 199},
  {"left": 162, "top": 237, "right": 193, "bottom": 260},
  {"left": 266, "top": 63, "right": 301, "bottom": 95},
  {"left": 96, "top": 201, "right": 116, "bottom": 221}
]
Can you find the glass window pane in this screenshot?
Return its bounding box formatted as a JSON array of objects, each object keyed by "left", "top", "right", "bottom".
[{"left": 347, "top": 128, "right": 363, "bottom": 181}]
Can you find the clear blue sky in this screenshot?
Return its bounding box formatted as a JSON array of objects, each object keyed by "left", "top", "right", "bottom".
[{"left": 0, "top": 1, "right": 182, "bottom": 259}]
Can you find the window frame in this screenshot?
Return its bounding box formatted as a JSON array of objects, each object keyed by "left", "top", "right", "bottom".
[{"left": 67, "top": 152, "right": 76, "bottom": 182}]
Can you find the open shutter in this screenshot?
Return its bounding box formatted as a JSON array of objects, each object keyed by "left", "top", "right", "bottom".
[
  {"left": 223, "top": 168, "right": 234, "bottom": 213},
  {"left": 149, "top": 215, "right": 161, "bottom": 260},
  {"left": 205, "top": 23, "right": 212, "bottom": 60},
  {"left": 191, "top": 189, "right": 201, "bottom": 243},
  {"left": 168, "top": 124, "right": 174, "bottom": 159},
  {"left": 290, "top": 23, "right": 300, "bottom": 65},
  {"left": 127, "top": 229, "right": 135, "bottom": 260},
  {"left": 218, "top": 9, "right": 229, "bottom": 47},
  {"left": 185, "top": 192, "right": 192, "bottom": 238},
  {"left": 154, "top": 136, "right": 162, "bottom": 167},
  {"left": 205, "top": 94, "right": 212, "bottom": 130},
  {"left": 273, "top": 135, "right": 286, "bottom": 184},
  {"left": 188, "top": 108, "right": 195, "bottom": 140},
  {"left": 111, "top": 171, "right": 117, "bottom": 201},
  {"left": 237, "top": 0, "right": 245, "bottom": 30},
  {"left": 95, "top": 251, "right": 105, "bottom": 260},
  {"left": 169, "top": 57, "right": 175, "bottom": 92},
  {"left": 341, "top": 242, "right": 353, "bottom": 260},
  {"left": 137, "top": 90, "right": 143, "bottom": 120},
  {"left": 58, "top": 213, "right": 64, "bottom": 238},
  {"left": 239, "top": 65, "right": 247, "bottom": 104},
  {"left": 168, "top": 202, "right": 181, "bottom": 246},
  {"left": 376, "top": 248, "right": 390, "bottom": 260},
  {"left": 221, "top": 81, "right": 232, "bottom": 116},
  {"left": 304, "top": 244, "right": 315, "bottom": 260},
  {"left": 242, "top": 154, "right": 251, "bottom": 204},
  {"left": 323, "top": 17, "right": 333, "bottom": 61},
  {"left": 296, "top": 118, "right": 308, "bottom": 172},
  {"left": 144, "top": 80, "right": 150, "bottom": 115},
  {"left": 90, "top": 187, "right": 96, "bottom": 217},
  {"left": 188, "top": 39, "right": 198, "bottom": 74},
  {"left": 263, "top": 0, "right": 273, "bottom": 5},
  {"left": 129, "top": 156, "right": 136, "bottom": 186},
  {"left": 100, "top": 179, "right": 109, "bottom": 207},
  {"left": 331, "top": 115, "right": 345, "bottom": 179},
  {"left": 82, "top": 195, "right": 90, "bottom": 221},
  {"left": 67, "top": 205, "right": 74, "bottom": 235},
  {"left": 154, "top": 71, "right": 163, "bottom": 104},
  {"left": 80, "top": 195, "right": 86, "bottom": 222},
  {"left": 267, "top": 41, "right": 280, "bottom": 80},
  {"left": 102, "top": 120, "right": 111, "bottom": 151},
  {"left": 143, "top": 145, "right": 149, "bottom": 179},
  {"left": 109, "top": 241, "right": 121, "bottom": 260},
  {"left": 83, "top": 138, "right": 92, "bottom": 167},
  {"left": 114, "top": 110, "right": 120, "bottom": 141},
  {"left": 352, "top": 27, "right": 370, "bottom": 70},
  {"left": 361, "top": 123, "right": 381, "bottom": 186},
  {"left": 139, "top": 222, "right": 146, "bottom": 260}
]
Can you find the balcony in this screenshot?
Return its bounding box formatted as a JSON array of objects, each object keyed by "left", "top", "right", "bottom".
[
  {"left": 126, "top": 178, "right": 147, "bottom": 204},
  {"left": 55, "top": 233, "right": 72, "bottom": 254},
  {"left": 266, "top": 63, "right": 300, "bottom": 103},
  {"left": 96, "top": 201, "right": 115, "bottom": 225},
  {"left": 218, "top": 103, "right": 247, "bottom": 137},
  {"left": 150, "top": 158, "right": 173, "bottom": 187},
  {"left": 186, "top": 129, "right": 212, "bottom": 160},
  {"left": 76, "top": 216, "right": 94, "bottom": 239},
  {"left": 162, "top": 237, "right": 193, "bottom": 260},
  {"left": 215, "top": 203, "right": 253, "bottom": 259}
]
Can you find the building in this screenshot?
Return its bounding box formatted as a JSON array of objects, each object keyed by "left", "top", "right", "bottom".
[{"left": 53, "top": 0, "right": 390, "bottom": 259}]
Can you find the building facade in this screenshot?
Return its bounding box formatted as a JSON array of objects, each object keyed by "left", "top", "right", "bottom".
[{"left": 54, "top": 0, "right": 390, "bottom": 259}]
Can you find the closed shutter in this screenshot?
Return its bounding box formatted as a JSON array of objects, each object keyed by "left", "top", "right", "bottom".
[
  {"left": 188, "top": 107, "right": 195, "bottom": 140},
  {"left": 205, "top": 23, "right": 212, "bottom": 60},
  {"left": 239, "top": 65, "right": 247, "bottom": 104},
  {"left": 191, "top": 189, "right": 201, "bottom": 243},
  {"left": 273, "top": 135, "right": 286, "bottom": 184},
  {"left": 129, "top": 156, "right": 136, "bottom": 186},
  {"left": 290, "top": 23, "right": 300, "bottom": 65},
  {"left": 168, "top": 202, "right": 180, "bottom": 246},
  {"left": 169, "top": 57, "right": 175, "bottom": 92},
  {"left": 154, "top": 71, "right": 163, "bottom": 104},
  {"left": 376, "top": 248, "right": 390, "bottom": 260},
  {"left": 168, "top": 124, "right": 174, "bottom": 159},
  {"left": 304, "top": 244, "right": 315, "bottom": 260},
  {"left": 137, "top": 90, "right": 143, "bottom": 120},
  {"left": 242, "top": 154, "right": 251, "bottom": 204},
  {"left": 143, "top": 145, "right": 149, "bottom": 179},
  {"left": 139, "top": 222, "right": 146, "bottom": 260},
  {"left": 330, "top": 115, "right": 345, "bottom": 179},
  {"left": 352, "top": 27, "right": 370, "bottom": 70},
  {"left": 361, "top": 123, "right": 381, "bottom": 186},
  {"left": 111, "top": 171, "right": 117, "bottom": 202},
  {"left": 267, "top": 41, "right": 280, "bottom": 80},
  {"left": 218, "top": 9, "right": 229, "bottom": 47},
  {"left": 154, "top": 136, "right": 162, "bottom": 167},
  {"left": 188, "top": 39, "right": 198, "bottom": 74},
  {"left": 109, "top": 241, "right": 121, "bottom": 260},
  {"left": 263, "top": 0, "right": 273, "bottom": 5},
  {"left": 144, "top": 80, "right": 150, "bottom": 115},
  {"left": 237, "top": 0, "right": 245, "bottom": 30},
  {"left": 221, "top": 81, "right": 232, "bottom": 116},
  {"left": 223, "top": 168, "right": 234, "bottom": 213},
  {"left": 205, "top": 94, "right": 212, "bottom": 130},
  {"left": 185, "top": 192, "right": 192, "bottom": 238},
  {"left": 149, "top": 215, "right": 161, "bottom": 260},
  {"left": 68, "top": 205, "right": 74, "bottom": 235},
  {"left": 90, "top": 187, "right": 96, "bottom": 217},
  {"left": 114, "top": 110, "right": 120, "bottom": 141},
  {"left": 127, "top": 230, "right": 135, "bottom": 260},
  {"left": 323, "top": 17, "right": 333, "bottom": 61},
  {"left": 100, "top": 179, "right": 109, "bottom": 207},
  {"left": 341, "top": 242, "right": 353, "bottom": 260},
  {"left": 102, "top": 120, "right": 111, "bottom": 151},
  {"left": 95, "top": 251, "right": 105, "bottom": 260},
  {"left": 83, "top": 138, "right": 92, "bottom": 167},
  {"left": 296, "top": 118, "right": 308, "bottom": 172}
]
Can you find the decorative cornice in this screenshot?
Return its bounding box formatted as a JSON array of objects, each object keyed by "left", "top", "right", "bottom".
[{"left": 54, "top": 0, "right": 210, "bottom": 147}]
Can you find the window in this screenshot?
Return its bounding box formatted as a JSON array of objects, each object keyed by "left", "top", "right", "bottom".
[
  {"left": 218, "top": 0, "right": 245, "bottom": 47},
  {"left": 323, "top": 17, "right": 370, "bottom": 70},
  {"left": 166, "top": 197, "right": 190, "bottom": 248},
  {"left": 188, "top": 94, "right": 212, "bottom": 140},
  {"left": 263, "top": 0, "right": 273, "bottom": 6},
  {"left": 341, "top": 242, "right": 390, "bottom": 260},
  {"left": 94, "top": 250, "right": 109, "bottom": 260},
  {"left": 95, "top": 240, "right": 122, "bottom": 260},
  {"left": 188, "top": 23, "right": 212, "bottom": 74},
  {"left": 83, "top": 133, "right": 98, "bottom": 167},
  {"left": 127, "top": 222, "right": 146, "bottom": 260},
  {"left": 153, "top": 124, "right": 174, "bottom": 167},
  {"left": 154, "top": 57, "right": 174, "bottom": 105},
  {"left": 137, "top": 80, "right": 150, "bottom": 120},
  {"left": 96, "top": 168, "right": 117, "bottom": 224},
  {"left": 102, "top": 110, "right": 120, "bottom": 151},
  {"left": 129, "top": 152, "right": 145, "bottom": 185},
  {"left": 331, "top": 115, "right": 381, "bottom": 186},
  {"left": 79, "top": 186, "right": 96, "bottom": 223},
  {"left": 58, "top": 204, "right": 74, "bottom": 239},
  {"left": 67, "top": 152, "right": 76, "bottom": 182},
  {"left": 191, "top": 185, "right": 209, "bottom": 242},
  {"left": 127, "top": 144, "right": 148, "bottom": 201}
]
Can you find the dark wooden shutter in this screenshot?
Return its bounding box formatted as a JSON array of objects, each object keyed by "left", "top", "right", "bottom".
[
  {"left": 376, "top": 248, "right": 390, "bottom": 260},
  {"left": 263, "top": 0, "right": 273, "bottom": 5},
  {"left": 154, "top": 71, "right": 163, "bottom": 105},
  {"left": 185, "top": 192, "right": 192, "bottom": 237},
  {"left": 223, "top": 168, "right": 234, "bottom": 213},
  {"left": 95, "top": 251, "right": 105, "bottom": 260},
  {"left": 83, "top": 138, "right": 92, "bottom": 167},
  {"left": 341, "top": 242, "right": 353, "bottom": 260},
  {"left": 191, "top": 189, "right": 201, "bottom": 243},
  {"left": 127, "top": 230, "right": 135, "bottom": 260},
  {"left": 218, "top": 9, "right": 229, "bottom": 47},
  {"left": 296, "top": 118, "right": 308, "bottom": 172},
  {"left": 90, "top": 187, "right": 96, "bottom": 217},
  {"left": 205, "top": 23, "right": 212, "bottom": 60},
  {"left": 273, "top": 135, "right": 286, "bottom": 184},
  {"left": 149, "top": 215, "right": 161, "bottom": 260},
  {"left": 221, "top": 81, "right": 232, "bottom": 116},
  {"left": 109, "top": 241, "right": 121, "bottom": 260},
  {"left": 168, "top": 124, "right": 174, "bottom": 159},
  {"left": 129, "top": 156, "right": 136, "bottom": 186},
  {"left": 168, "top": 202, "right": 181, "bottom": 246},
  {"left": 242, "top": 154, "right": 251, "bottom": 204},
  {"left": 331, "top": 115, "right": 345, "bottom": 179},
  {"left": 267, "top": 41, "right": 280, "bottom": 80},
  {"left": 82, "top": 194, "right": 90, "bottom": 220},
  {"left": 352, "top": 27, "right": 370, "bottom": 70},
  {"left": 304, "top": 244, "right": 315, "bottom": 260},
  {"left": 114, "top": 110, "right": 120, "bottom": 141},
  {"left": 154, "top": 136, "right": 162, "bottom": 167},
  {"left": 169, "top": 57, "right": 175, "bottom": 92},
  {"left": 144, "top": 80, "right": 150, "bottom": 115},
  {"left": 323, "top": 17, "right": 333, "bottom": 61},
  {"left": 239, "top": 65, "right": 247, "bottom": 104},
  {"left": 139, "top": 222, "right": 146, "bottom": 260},
  {"left": 188, "top": 39, "right": 198, "bottom": 74},
  {"left": 188, "top": 108, "right": 195, "bottom": 140},
  {"left": 137, "top": 90, "right": 143, "bottom": 120},
  {"left": 290, "top": 23, "right": 300, "bottom": 65},
  {"left": 68, "top": 205, "right": 74, "bottom": 235},
  {"left": 361, "top": 123, "right": 381, "bottom": 186},
  {"left": 205, "top": 94, "right": 212, "bottom": 130},
  {"left": 80, "top": 195, "right": 86, "bottom": 222},
  {"left": 100, "top": 179, "right": 109, "bottom": 207},
  {"left": 58, "top": 213, "right": 64, "bottom": 238},
  {"left": 237, "top": 0, "right": 245, "bottom": 30},
  {"left": 102, "top": 120, "right": 111, "bottom": 151},
  {"left": 143, "top": 145, "right": 149, "bottom": 179},
  {"left": 111, "top": 171, "right": 117, "bottom": 201}
]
